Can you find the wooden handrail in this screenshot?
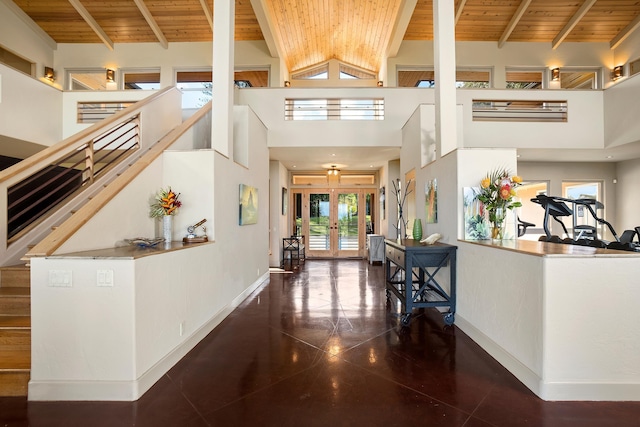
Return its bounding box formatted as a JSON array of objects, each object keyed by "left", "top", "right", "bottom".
[
  {"left": 25, "top": 101, "right": 213, "bottom": 258},
  {"left": 0, "top": 86, "right": 174, "bottom": 185}
]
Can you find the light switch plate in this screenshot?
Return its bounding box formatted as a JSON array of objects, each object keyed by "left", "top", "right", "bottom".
[
  {"left": 97, "top": 269, "right": 114, "bottom": 287},
  {"left": 49, "top": 270, "right": 72, "bottom": 287}
]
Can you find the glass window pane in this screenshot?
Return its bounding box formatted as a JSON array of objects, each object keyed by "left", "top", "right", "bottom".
[
  {"left": 309, "top": 194, "right": 330, "bottom": 250},
  {"left": 338, "top": 193, "right": 358, "bottom": 250}
]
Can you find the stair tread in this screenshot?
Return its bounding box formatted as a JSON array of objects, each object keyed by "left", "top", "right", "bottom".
[
  {"left": 0, "top": 316, "right": 31, "bottom": 328},
  {"left": 0, "top": 288, "right": 30, "bottom": 297},
  {"left": 0, "top": 349, "right": 30, "bottom": 370}
]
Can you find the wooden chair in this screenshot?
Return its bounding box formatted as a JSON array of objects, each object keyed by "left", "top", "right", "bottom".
[{"left": 282, "top": 236, "right": 305, "bottom": 268}]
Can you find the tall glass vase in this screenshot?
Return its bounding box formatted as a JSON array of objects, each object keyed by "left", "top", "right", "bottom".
[
  {"left": 490, "top": 207, "right": 506, "bottom": 242},
  {"left": 162, "top": 215, "right": 173, "bottom": 244}
]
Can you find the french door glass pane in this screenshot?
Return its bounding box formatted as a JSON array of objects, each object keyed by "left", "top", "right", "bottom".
[
  {"left": 338, "top": 193, "right": 358, "bottom": 250},
  {"left": 309, "top": 193, "right": 330, "bottom": 251}
]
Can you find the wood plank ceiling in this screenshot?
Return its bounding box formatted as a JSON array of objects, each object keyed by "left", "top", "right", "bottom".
[{"left": 8, "top": 0, "right": 640, "bottom": 75}]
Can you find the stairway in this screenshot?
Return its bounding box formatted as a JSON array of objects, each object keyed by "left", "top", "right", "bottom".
[{"left": 0, "top": 265, "right": 30, "bottom": 396}]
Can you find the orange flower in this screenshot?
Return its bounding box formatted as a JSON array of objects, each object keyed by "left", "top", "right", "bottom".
[{"left": 499, "top": 184, "right": 511, "bottom": 200}]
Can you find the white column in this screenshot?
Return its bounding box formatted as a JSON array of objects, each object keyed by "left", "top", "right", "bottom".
[
  {"left": 212, "top": 0, "right": 235, "bottom": 156},
  {"left": 433, "top": 0, "right": 457, "bottom": 157}
]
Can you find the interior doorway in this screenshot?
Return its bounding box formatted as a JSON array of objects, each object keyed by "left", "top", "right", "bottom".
[{"left": 292, "top": 188, "right": 375, "bottom": 258}]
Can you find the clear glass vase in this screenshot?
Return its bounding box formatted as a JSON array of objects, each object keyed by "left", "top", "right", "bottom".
[{"left": 490, "top": 207, "right": 506, "bottom": 242}]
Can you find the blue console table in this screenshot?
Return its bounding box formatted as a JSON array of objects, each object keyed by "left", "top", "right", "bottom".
[{"left": 384, "top": 239, "right": 457, "bottom": 326}]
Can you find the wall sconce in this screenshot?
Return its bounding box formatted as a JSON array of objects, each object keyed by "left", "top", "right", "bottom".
[
  {"left": 44, "top": 66, "right": 54, "bottom": 82},
  {"left": 551, "top": 68, "right": 560, "bottom": 82},
  {"left": 612, "top": 65, "right": 624, "bottom": 81},
  {"left": 106, "top": 69, "right": 115, "bottom": 82},
  {"left": 284, "top": 80, "right": 291, "bottom": 87},
  {"left": 377, "top": 81, "right": 383, "bottom": 87},
  {"left": 327, "top": 165, "right": 340, "bottom": 176}
]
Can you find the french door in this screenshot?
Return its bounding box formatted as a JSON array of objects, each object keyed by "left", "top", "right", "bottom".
[{"left": 296, "top": 189, "right": 368, "bottom": 258}]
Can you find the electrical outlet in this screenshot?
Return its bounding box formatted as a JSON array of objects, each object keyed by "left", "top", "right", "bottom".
[
  {"left": 49, "top": 270, "right": 72, "bottom": 287},
  {"left": 97, "top": 269, "right": 114, "bottom": 287}
]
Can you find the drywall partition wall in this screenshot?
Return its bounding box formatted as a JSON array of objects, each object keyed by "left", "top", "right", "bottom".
[
  {"left": 615, "top": 158, "right": 640, "bottom": 231},
  {"left": 603, "top": 74, "right": 640, "bottom": 149},
  {"left": 213, "top": 107, "right": 270, "bottom": 302},
  {"left": 613, "top": 24, "right": 640, "bottom": 70},
  {"left": 238, "top": 87, "right": 437, "bottom": 149},
  {"left": 456, "top": 89, "right": 605, "bottom": 151},
  {"left": 269, "top": 160, "right": 289, "bottom": 267},
  {"left": 455, "top": 241, "right": 545, "bottom": 396},
  {"left": 29, "top": 107, "right": 270, "bottom": 401},
  {"left": 0, "top": 64, "right": 62, "bottom": 146},
  {"left": 0, "top": 1, "right": 55, "bottom": 73}
]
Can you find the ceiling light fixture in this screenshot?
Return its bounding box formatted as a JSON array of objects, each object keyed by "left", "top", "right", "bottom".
[
  {"left": 551, "top": 68, "right": 560, "bottom": 82},
  {"left": 327, "top": 165, "right": 340, "bottom": 176}
]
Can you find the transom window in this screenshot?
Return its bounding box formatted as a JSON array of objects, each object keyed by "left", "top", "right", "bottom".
[
  {"left": 176, "top": 70, "right": 212, "bottom": 109},
  {"left": 123, "top": 69, "right": 161, "bottom": 90},
  {"left": 506, "top": 69, "right": 543, "bottom": 89}
]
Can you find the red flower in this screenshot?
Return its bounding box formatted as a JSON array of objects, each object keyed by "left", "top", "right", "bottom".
[{"left": 499, "top": 184, "right": 511, "bottom": 200}]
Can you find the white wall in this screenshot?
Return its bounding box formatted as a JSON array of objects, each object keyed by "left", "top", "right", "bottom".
[
  {"left": 603, "top": 74, "right": 640, "bottom": 148},
  {"left": 269, "top": 160, "right": 289, "bottom": 267},
  {"left": 0, "top": 0, "right": 56, "bottom": 79},
  {"left": 615, "top": 157, "right": 640, "bottom": 231},
  {"left": 0, "top": 64, "right": 62, "bottom": 146},
  {"left": 29, "top": 105, "right": 270, "bottom": 401}
]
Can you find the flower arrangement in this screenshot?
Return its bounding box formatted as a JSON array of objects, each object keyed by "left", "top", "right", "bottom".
[
  {"left": 150, "top": 187, "right": 181, "bottom": 218},
  {"left": 476, "top": 169, "right": 522, "bottom": 240}
]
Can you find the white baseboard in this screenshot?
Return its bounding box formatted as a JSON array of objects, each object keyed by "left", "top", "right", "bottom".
[
  {"left": 455, "top": 315, "right": 640, "bottom": 401},
  {"left": 29, "top": 273, "right": 270, "bottom": 401}
]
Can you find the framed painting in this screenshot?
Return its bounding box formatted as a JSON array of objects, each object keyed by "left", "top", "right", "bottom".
[
  {"left": 426, "top": 179, "right": 437, "bottom": 224},
  {"left": 282, "top": 187, "right": 288, "bottom": 215},
  {"left": 239, "top": 184, "right": 258, "bottom": 225}
]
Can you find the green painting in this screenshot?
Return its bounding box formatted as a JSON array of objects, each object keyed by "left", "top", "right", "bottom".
[{"left": 239, "top": 184, "right": 258, "bottom": 225}]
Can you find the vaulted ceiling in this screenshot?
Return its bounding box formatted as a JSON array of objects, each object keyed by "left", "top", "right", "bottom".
[{"left": 6, "top": 0, "right": 640, "bottom": 75}]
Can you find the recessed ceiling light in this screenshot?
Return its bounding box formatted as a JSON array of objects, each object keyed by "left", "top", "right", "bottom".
[
  {"left": 606, "top": 155, "right": 613, "bottom": 159},
  {"left": 292, "top": 165, "right": 297, "bottom": 168},
  {"left": 331, "top": 153, "right": 336, "bottom": 157}
]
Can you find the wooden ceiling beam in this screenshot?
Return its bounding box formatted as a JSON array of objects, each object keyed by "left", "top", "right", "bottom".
[
  {"left": 250, "top": 0, "right": 281, "bottom": 59},
  {"left": 68, "top": 0, "right": 114, "bottom": 50},
  {"left": 610, "top": 13, "right": 640, "bottom": 50},
  {"left": 132, "top": 0, "right": 168, "bottom": 49},
  {"left": 552, "top": 0, "right": 597, "bottom": 50},
  {"left": 455, "top": 0, "right": 467, "bottom": 25},
  {"left": 198, "top": 0, "right": 213, "bottom": 31},
  {"left": 498, "top": 0, "right": 532, "bottom": 48},
  {"left": 387, "top": 0, "right": 418, "bottom": 58}
]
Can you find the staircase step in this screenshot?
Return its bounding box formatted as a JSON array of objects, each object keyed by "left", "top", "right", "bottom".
[
  {"left": 0, "top": 347, "right": 30, "bottom": 397},
  {"left": 0, "top": 316, "right": 30, "bottom": 397},
  {"left": 0, "top": 371, "right": 30, "bottom": 396},
  {"left": 0, "top": 315, "right": 30, "bottom": 329},
  {"left": 0, "top": 328, "right": 30, "bottom": 348},
  {"left": 0, "top": 288, "right": 30, "bottom": 315},
  {"left": 0, "top": 265, "right": 30, "bottom": 288}
]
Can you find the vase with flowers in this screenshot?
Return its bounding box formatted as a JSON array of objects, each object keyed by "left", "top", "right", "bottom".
[
  {"left": 150, "top": 187, "right": 181, "bottom": 243},
  {"left": 475, "top": 169, "right": 522, "bottom": 241}
]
